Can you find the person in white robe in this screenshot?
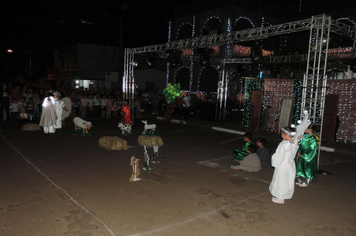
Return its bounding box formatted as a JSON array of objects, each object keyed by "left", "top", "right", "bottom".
[
  {"left": 39, "top": 92, "right": 57, "bottom": 134},
  {"left": 269, "top": 126, "right": 298, "bottom": 204},
  {"left": 53, "top": 91, "right": 67, "bottom": 129}
]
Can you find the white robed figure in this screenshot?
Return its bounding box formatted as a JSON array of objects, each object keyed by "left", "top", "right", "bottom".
[
  {"left": 53, "top": 91, "right": 67, "bottom": 129},
  {"left": 269, "top": 140, "right": 297, "bottom": 201},
  {"left": 39, "top": 93, "right": 57, "bottom": 134}
]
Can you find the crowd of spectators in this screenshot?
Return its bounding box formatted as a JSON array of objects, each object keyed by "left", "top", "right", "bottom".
[{"left": 1, "top": 82, "right": 229, "bottom": 124}]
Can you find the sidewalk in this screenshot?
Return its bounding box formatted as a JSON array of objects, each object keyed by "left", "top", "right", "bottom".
[{"left": 155, "top": 115, "right": 356, "bottom": 157}]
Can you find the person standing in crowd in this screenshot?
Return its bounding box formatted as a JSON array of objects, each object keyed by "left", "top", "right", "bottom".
[
  {"left": 151, "top": 91, "right": 160, "bottom": 115},
  {"left": 39, "top": 92, "right": 57, "bottom": 134},
  {"left": 295, "top": 123, "right": 318, "bottom": 187},
  {"left": 26, "top": 97, "right": 35, "bottom": 119},
  {"left": 269, "top": 125, "right": 297, "bottom": 204},
  {"left": 0, "top": 84, "right": 11, "bottom": 122},
  {"left": 183, "top": 92, "right": 191, "bottom": 119},
  {"left": 80, "top": 94, "right": 88, "bottom": 119},
  {"left": 9, "top": 98, "right": 20, "bottom": 120},
  {"left": 73, "top": 93, "right": 81, "bottom": 117},
  {"left": 106, "top": 95, "right": 113, "bottom": 119},
  {"left": 93, "top": 94, "right": 100, "bottom": 120},
  {"left": 33, "top": 92, "right": 41, "bottom": 120},
  {"left": 100, "top": 95, "right": 107, "bottom": 119}
]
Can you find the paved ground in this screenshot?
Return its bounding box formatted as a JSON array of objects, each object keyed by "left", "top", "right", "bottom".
[{"left": 0, "top": 116, "right": 356, "bottom": 236}]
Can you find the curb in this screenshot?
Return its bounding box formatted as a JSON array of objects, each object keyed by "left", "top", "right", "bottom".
[{"left": 156, "top": 116, "right": 355, "bottom": 156}]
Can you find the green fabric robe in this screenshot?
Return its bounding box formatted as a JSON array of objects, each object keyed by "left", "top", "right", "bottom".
[
  {"left": 296, "top": 134, "right": 318, "bottom": 179},
  {"left": 233, "top": 142, "right": 253, "bottom": 161}
]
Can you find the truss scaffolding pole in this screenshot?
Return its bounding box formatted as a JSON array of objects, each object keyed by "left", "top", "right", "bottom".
[{"left": 302, "top": 14, "right": 331, "bottom": 170}]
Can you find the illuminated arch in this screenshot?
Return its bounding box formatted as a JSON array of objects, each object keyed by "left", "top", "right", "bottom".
[{"left": 201, "top": 16, "right": 222, "bottom": 36}]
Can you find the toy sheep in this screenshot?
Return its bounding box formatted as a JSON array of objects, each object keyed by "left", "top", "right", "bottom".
[{"left": 73, "top": 117, "right": 93, "bottom": 134}]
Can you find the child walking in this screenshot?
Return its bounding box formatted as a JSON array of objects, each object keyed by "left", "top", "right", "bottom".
[
  {"left": 295, "top": 123, "right": 318, "bottom": 187},
  {"left": 269, "top": 125, "right": 297, "bottom": 204}
]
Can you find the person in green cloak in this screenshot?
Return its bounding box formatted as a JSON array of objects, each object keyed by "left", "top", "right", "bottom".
[
  {"left": 233, "top": 132, "right": 254, "bottom": 162},
  {"left": 295, "top": 123, "right": 318, "bottom": 187}
]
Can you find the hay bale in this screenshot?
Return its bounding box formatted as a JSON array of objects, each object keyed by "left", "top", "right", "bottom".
[
  {"left": 22, "top": 123, "right": 41, "bottom": 131},
  {"left": 99, "top": 136, "right": 128, "bottom": 150},
  {"left": 138, "top": 135, "right": 163, "bottom": 148}
]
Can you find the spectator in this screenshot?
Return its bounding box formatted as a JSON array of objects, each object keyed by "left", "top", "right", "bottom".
[
  {"left": 231, "top": 144, "right": 262, "bottom": 172},
  {"left": 256, "top": 137, "right": 271, "bottom": 167}
]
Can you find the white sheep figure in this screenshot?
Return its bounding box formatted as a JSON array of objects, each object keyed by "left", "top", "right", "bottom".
[
  {"left": 142, "top": 120, "right": 156, "bottom": 134},
  {"left": 73, "top": 117, "right": 93, "bottom": 134},
  {"left": 118, "top": 122, "right": 132, "bottom": 134}
]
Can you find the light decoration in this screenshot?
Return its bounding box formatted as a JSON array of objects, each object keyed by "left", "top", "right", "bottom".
[
  {"left": 336, "top": 18, "right": 356, "bottom": 48},
  {"left": 175, "top": 22, "right": 193, "bottom": 39},
  {"left": 166, "top": 21, "right": 172, "bottom": 87},
  {"left": 190, "top": 15, "right": 196, "bottom": 92},
  {"left": 326, "top": 79, "right": 356, "bottom": 143},
  {"left": 292, "top": 79, "right": 303, "bottom": 124},
  {"left": 200, "top": 16, "right": 221, "bottom": 35},
  {"left": 225, "top": 18, "right": 233, "bottom": 59},
  {"left": 232, "top": 45, "right": 273, "bottom": 57},
  {"left": 235, "top": 16, "right": 255, "bottom": 28},
  {"left": 328, "top": 47, "right": 354, "bottom": 59},
  {"left": 162, "top": 83, "right": 183, "bottom": 104},
  {"left": 262, "top": 79, "right": 295, "bottom": 131}
]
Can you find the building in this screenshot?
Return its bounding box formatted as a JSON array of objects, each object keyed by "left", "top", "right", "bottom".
[{"left": 49, "top": 43, "right": 121, "bottom": 90}]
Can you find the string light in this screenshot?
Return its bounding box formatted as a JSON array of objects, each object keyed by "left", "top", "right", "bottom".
[
  {"left": 235, "top": 16, "right": 255, "bottom": 28},
  {"left": 200, "top": 16, "right": 221, "bottom": 35},
  {"left": 327, "top": 80, "right": 356, "bottom": 143}
]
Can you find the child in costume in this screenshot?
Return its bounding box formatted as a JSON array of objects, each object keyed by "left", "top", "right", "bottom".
[
  {"left": 233, "top": 132, "right": 253, "bottom": 162},
  {"left": 256, "top": 137, "right": 271, "bottom": 167},
  {"left": 53, "top": 91, "right": 67, "bottom": 129},
  {"left": 269, "top": 125, "right": 297, "bottom": 204},
  {"left": 142, "top": 145, "right": 151, "bottom": 172},
  {"left": 121, "top": 99, "right": 132, "bottom": 125},
  {"left": 295, "top": 123, "right": 318, "bottom": 187},
  {"left": 151, "top": 142, "right": 160, "bottom": 164},
  {"left": 231, "top": 144, "right": 261, "bottom": 172}
]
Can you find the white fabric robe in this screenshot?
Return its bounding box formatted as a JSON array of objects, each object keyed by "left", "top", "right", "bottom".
[
  {"left": 39, "top": 97, "right": 57, "bottom": 134},
  {"left": 269, "top": 140, "right": 297, "bottom": 199},
  {"left": 54, "top": 99, "right": 65, "bottom": 129}
]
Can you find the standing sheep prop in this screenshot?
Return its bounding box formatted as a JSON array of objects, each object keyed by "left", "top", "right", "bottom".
[
  {"left": 142, "top": 120, "right": 156, "bottom": 134},
  {"left": 118, "top": 122, "right": 132, "bottom": 135}
]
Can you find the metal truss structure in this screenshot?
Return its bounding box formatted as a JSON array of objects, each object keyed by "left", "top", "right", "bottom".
[{"left": 124, "top": 15, "right": 356, "bottom": 146}]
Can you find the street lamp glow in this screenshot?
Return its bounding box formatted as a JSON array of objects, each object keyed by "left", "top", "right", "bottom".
[{"left": 7, "top": 49, "right": 13, "bottom": 53}]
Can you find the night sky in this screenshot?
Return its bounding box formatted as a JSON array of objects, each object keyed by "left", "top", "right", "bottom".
[{"left": 1, "top": 0, "right": 355, "bottom": 80}]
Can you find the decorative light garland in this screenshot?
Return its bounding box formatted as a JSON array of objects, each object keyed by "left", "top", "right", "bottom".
[
  {"left": 235, "top": 16, "right": 255, "bottom": 28},
  {"left": 200, "top": 16, "right": 221, "bottom": 35},
  {"left": 175, "top": 22, "right": 193, "bottom": 39}
]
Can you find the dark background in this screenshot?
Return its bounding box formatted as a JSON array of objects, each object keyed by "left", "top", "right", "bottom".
[{"left": 1, "top": 0, "right": 355, "bottom": 81}]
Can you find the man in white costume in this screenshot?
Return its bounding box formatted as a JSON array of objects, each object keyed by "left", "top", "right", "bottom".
[
  {"left": 53, "top": 91, "right": 67, "bottom": 129},
  {"left": 39, "top": 92, "right": 57, "bottom": 134}
]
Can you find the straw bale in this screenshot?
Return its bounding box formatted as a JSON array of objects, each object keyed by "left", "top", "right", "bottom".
[
  {"left": 138, "top": 135, "right": 163, "bottom": 148},
  {"left": 21, "top": 123, "right": 41, "bottom": 131},
  {"left": 99, "top": 136, "right": 128, "bottom": 150}
]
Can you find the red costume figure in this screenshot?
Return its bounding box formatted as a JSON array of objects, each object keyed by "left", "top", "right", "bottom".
[{"left": 121, "top": 100, "right": 132, "bottom": 125}]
